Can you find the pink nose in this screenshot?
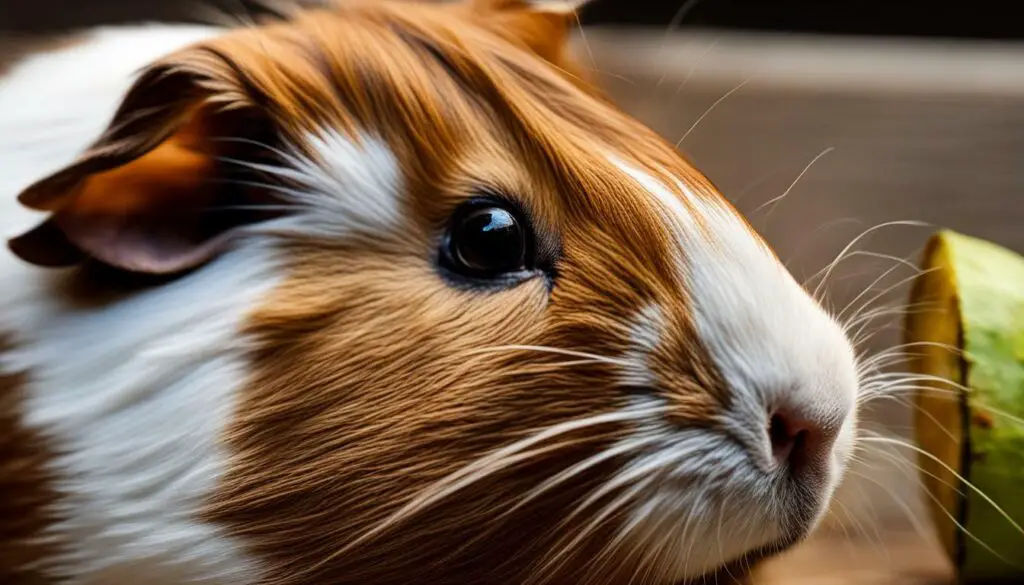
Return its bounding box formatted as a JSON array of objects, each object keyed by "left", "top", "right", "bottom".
[{"left": 768, "top": 408, "right": 839, "bottom": 470}]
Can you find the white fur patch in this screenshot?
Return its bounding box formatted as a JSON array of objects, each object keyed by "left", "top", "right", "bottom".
[
  {"left": 0, "top": 25, "right": 268, "bottom": 584},
  {"left": 242, "top": 129, "right": 405, "bottom": 240},
  {"left": 609, "top": 158, "right": 859, "bottom": 582},
  {"left": 1, "top": 25, "right": 412, "bottom": 583},
  {"left": 0, "top": 247, "right": 278, "bottom": 585}
]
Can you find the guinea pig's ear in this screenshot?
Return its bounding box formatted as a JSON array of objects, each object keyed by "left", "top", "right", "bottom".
[
  {"left": 470, "top": 0, "right": 592, "bottom": 63},
  {"left": 8, "top": 48, "right": 273, "bottom": 275}
]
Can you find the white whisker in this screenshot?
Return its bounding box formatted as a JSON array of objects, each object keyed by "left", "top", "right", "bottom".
[
  {"left": 754, "top": 146, "right": 835, "bottom": 217},
  {"left": 811, "top": 220, "right": 931, "bottom": 300},
  {"left": 654, "top": 0, "right": 705, "bottom": 89},
  {"left": 303, "top": 407, "right": 662, "bottom": 577},
  {"left": 533, "top": 474, "right": 660, "bottom": 585},
  {"left": 837, "top": 253, "right": 924, "bottom": 323},
  {"left": 463, "top": 345, "right": 632, "bottom": 368},
  {"left": 674, "top": 37, "right": 721, "bottom": 97},
  {"left": 859, "top": 434, "right": 1024, "bottom": 541},
  {"left": 675, "top": 77, "right": 752, "bottom": 147}
]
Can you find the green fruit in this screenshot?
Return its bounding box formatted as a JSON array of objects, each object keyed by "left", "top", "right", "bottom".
[{"left": 907, "top": 229, "right": 1024, "bottom": 583}]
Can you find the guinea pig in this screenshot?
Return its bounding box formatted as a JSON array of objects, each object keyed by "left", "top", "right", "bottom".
[{"left": 0, "top": 1, "right": 861, "bottom": 584}]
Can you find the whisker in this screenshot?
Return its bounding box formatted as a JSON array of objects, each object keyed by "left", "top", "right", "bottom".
[
  {"left": 861, "top": 394, "right": 960, "bottom": 446},
  {"left": 858, "top": 379, "right": 956, "bottom": 400},
  {"left": 858, "top": 351, "right": 909, "bottom": 374},
  {"left": 860, "top": 372, "right": 967, "bottom": 390},
  {"left": 847, "top": 298, "right": 936, "bottom": 347},
  {"left": 847, "top": 302, "right": 941, "bottom": 351},
  {"left": 801, "top": 248, "right": 912, "bottom": 289},
  {"left": 856, "top": 340, "right": 960, "bottom": 373},
  {"left": 857, "top": 353, "right": 917, "bottom": 378},
  {"left": 841, "top": 268, "right": 941, "bottom": 329},
  {"left": 844, "top": 467, "right": 933, "bottom": 544},
  {"left": 663, "top": 496, "right": 704, "bottom": 584},
  {"left": 304, "top": 407, "right": 664, "bottom": 577},
  {"left": 857, "top": 437, "right": 965, "bottom": 499},
  {"left": 837, "top": 252, "right": 925, "bottom": 323},
  {"left": 858, "top": 373, "right": 971, "bottom": 397},
  {"left": 737, "top": 502, "right": 764, "bottom": 576},
  {"left": 730, "top": 165, "right": 791, "bottom": 206},
  {"left": 533, "top": 474, "right": 660, "bottom": 584},
  {"left": 462, "top": 345, "right": 632, "bottom": 368},
  {"left": 848, "top": 476, "right": 889, "bottom": 556},
  {"left": 847, "top": 304, "right": 919, "bottom": 344},
  {"left": 654, "top": 0, "right": 705, "bottom": 89},
  {"left": 785, "top": 219, "right": 875, "bottom": 277},
  {"left": 859, "top": 435, "right": 1024, "bottom": 541},
  {"left": 674, "top": 37, "right": 721, "bottom": 96},
  {"left": 866, "top": 340, "right": 962, "bottom": 356},
  {"left": 620, "top": 494, "right": 688, "bottom": 585},
  {"left": 675, "top": 77, "right": 752, "bottom": 147},
  {"left": 715, "top": 490, "right": 747, "bottom": 584},
  {"left": 583, "top": 487, "right": 664, "bottom": 585},
  {"left": 572, "top": 11, "right": 597, "bottom": 72},
  {"left": 858, "top": 438, "right": 1018, "bottom": 568},
  {"left": 217, "top": 156, "right": 312, "bottom": 186},
  {"left": 829, "top": 499, "right": 864, "bottom": 556},
  {"left": 861, "top": 384, "right": 1024, "bottom": 430},
  {"left": 754, "top": 146, "right": 835, "bottom": 217},
  {"left": 811, "top": 220, "right": 931, "bottom": 300},
  {"left": 544, "top": 443, "right": 704, "bottom": 583},
  {"left": 631, "top": 487, "right": 706, "bottom": 585},
  {"left": 857, "top": 385, "right": 950, "bottom": 407},
  {"left": 502, "top": 436, "right": 660, "bottom": 521},
  {"left": 587, "top": 69, "right": 638, "bottom": 85}
]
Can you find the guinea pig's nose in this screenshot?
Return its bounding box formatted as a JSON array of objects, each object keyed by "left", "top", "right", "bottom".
[{"left": 767, "top": 407, "right": 839, "bottom": 471}]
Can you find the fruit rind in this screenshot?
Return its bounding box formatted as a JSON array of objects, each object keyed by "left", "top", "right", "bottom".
[{"left": 908, "top": 230, "right": 1024, "bottom": 582}]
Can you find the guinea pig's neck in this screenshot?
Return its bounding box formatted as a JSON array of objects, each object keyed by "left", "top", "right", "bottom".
[{"left": 0, "top": 25, "right": 270, "bottom": 584}]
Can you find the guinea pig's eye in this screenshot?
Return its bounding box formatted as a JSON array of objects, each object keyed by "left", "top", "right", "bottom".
[{"left": 441, "top": 199, "right": 533, "bottom": 280}]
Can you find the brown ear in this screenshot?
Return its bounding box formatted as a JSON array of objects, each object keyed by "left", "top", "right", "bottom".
[
  {"left": 470, "top": 0, "right": 590, "bottom": 64},
  {"left": 8, "top": 50, "right": 275, "bottom": 275}
]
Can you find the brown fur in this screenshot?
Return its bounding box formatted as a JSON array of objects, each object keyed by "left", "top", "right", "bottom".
[{"left": 0, "top": 336, "right": 62, "bottom": 585}]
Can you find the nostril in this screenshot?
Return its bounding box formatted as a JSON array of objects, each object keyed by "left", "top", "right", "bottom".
[
  {"left": 766, "top": 405, "right": 845, "bottom": 473},
  {"left": 768, "top": 412, "right": 802, "bottom": 464}
]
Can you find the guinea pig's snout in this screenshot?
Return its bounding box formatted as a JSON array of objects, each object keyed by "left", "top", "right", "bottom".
[{"left": 766, "top": 406, "right": 840, "bottom": 473}]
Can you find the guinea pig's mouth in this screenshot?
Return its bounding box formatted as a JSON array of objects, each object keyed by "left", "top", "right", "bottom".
[{"left": 605, "top": 421, "right": 836, "bottom": 585}]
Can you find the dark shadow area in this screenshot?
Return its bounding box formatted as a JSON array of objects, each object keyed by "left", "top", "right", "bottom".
[
  {"left": 3, "top": 0, "right": 1024, "bottom": 39},
  {"left": 580, "top": 0, "right": 1024, "bottom": 40}
]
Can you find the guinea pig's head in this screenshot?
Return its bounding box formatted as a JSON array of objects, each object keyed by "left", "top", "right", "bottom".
[{"left": 9, "top": 0, "right": 860, "bottom": 583}]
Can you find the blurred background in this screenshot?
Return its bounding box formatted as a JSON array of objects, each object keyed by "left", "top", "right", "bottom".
[{"left": 3, "top": 1, "right": 1023, "bottom": 583}]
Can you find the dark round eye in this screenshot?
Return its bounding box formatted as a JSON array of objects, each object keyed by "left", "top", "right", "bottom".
[{"left": 444, "top": 203, "right": 529, "bottom": 278}]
